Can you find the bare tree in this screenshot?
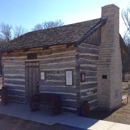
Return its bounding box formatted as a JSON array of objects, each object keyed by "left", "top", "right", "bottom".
[
  {"left": 122, "top": 33, "right": 130, "bottom": 81},
  {"left": 32, "top": 19, "right": 64, "bottom": 31},
  {"left": 13, "top": 26, "right": 27, "bottom": 39},
  {"left": 0, "top": 23, "right": 27, "bottom": 43},
  {"left": 0, "top": 23, "right": 12, "bottom": 43},
  {"left": 33, "top": 24, "right": 44, "bottom": 31},
  {"left": 122, "top": 53, "right": 130, "bottom": 81},
  {"left": 43, "top": 20, "right": 64, "bottom": 29},
  {"left": 122, "top": 3, "right": 130, "bottom": 34}
]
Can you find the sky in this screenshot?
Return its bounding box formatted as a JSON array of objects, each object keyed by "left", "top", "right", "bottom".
[{"left": 0, "top": 0, "right": 129, "bottom": 36}]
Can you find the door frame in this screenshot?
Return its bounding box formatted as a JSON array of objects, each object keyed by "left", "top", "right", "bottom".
[{"left": 25, "top": 60, "right": 40, "bottom": 103}]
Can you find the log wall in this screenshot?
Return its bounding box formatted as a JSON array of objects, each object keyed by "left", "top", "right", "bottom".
[
  {"left": 2, "top": 55, "right": 26, "bottom": 103},
  {"left": 2, "top": 44, "right": 79, "bottom": 110},
  {"left": 77, "top": 42, "right": 99, "bottom": 110},
  {"left": 2, "top": 42, "right": 99, "bottom": 111},
  {"left": 39, "top": 45, "right": 78, "bottom": 110}
]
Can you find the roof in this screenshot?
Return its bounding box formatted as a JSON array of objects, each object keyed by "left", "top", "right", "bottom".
[{"left": 0, "top": 18, "right": 102, "bottom": 52}]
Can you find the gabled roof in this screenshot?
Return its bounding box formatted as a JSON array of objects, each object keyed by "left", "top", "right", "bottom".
[{"left": 0, "top": 18, "right": 104, "bottom": 52}]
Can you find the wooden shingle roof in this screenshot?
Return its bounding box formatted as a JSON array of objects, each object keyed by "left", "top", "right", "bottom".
[{"left": 0, "top": 18, "right": 101, "bottom": 52}]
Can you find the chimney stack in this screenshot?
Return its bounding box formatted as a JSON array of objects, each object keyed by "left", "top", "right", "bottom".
[{"left": 97, "top": 4, "right": 122, "bottom": 110}]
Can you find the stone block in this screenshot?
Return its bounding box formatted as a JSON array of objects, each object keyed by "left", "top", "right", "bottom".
[{"left": 97, "top": 4, "right": 122, "bottom": 110}]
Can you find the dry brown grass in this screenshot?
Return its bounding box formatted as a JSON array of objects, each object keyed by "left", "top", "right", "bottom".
[{"left": 90, "top": 80, "right": 130, "bottom": 125}]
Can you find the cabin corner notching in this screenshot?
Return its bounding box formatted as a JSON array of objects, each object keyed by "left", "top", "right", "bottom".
[{"left": 1, "top": 4, "right": 127, "bottom": 111}]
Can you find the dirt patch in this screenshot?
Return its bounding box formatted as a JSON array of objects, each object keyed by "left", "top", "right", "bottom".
[{"left": 89, "top": 81, "right": 130, "bottom": 125}]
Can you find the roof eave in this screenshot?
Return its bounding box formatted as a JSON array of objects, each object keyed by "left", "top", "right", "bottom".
[{"left": 76, "top": 16, "right": 108, "bottom": 46}]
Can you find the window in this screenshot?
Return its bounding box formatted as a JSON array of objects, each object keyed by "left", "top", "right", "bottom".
[
  {"left": 81, "top": 73, "right": 85, "bottom": 82},
  {"left": 102, "top": 75, "right": 107, "bottom": 79},
  {"left": 65, "top": 70, "right": 73, "bottom": 86},
  {"left": 27, "top": 53, "right": 37, "bottom": 59}
]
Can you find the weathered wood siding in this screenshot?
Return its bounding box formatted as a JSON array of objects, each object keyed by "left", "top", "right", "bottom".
[
  {"left": 2, "top": 44, "right": 78, "bottom": 110},
  {"left": 2, "top": 42, "right": 99, "bottom": 111},
  {"left": 38, "top": 45, "right": 78, "bottom": 110},
  {"left": 2, "top": 55, "right": 26, "bottom": 103},
  {"left": 77, "top": 42, "right": 99, "bottom": 110}
]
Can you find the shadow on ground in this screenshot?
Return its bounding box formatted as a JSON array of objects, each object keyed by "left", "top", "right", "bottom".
[{"left": 89, "top": 109, "right": 118, "bottom": 120}]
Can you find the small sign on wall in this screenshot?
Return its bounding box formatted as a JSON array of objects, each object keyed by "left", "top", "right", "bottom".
[
  {"left": 65, "top": 70, "right": 73, "bottom": 86},
  {"left": 41, "top": 72, "right": 45, "bottom": 80}
]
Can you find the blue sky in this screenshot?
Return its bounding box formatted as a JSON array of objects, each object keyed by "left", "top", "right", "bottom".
[{"left": 0, "top": 0, "right": 129, "bottom": 36}]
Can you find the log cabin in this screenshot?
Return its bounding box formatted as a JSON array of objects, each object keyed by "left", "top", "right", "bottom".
[{"left": 0, "top": 4, "right": 128, "bottom": 111}]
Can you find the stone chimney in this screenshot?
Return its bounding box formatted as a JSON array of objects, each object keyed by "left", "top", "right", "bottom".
[{"left": 97, "top": 4, "right": 122, "bottom": 110}]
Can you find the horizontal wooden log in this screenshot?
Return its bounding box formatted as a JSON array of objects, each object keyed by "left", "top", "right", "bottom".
[
  {"left": 14, "top": 46, "right": 75, "bottom": 57},
  {"left": 4, "top": 80, "right": 25, "bottom": 86},
  {"left": 45, "top": 75, "right": 65, "bottom": 80},
  {"left": 80, "top": 83, "right": 97, "bottom": 90},
  {"left": 40, "top": 80, "right": 66, "bottom": 86},
  {"left": 62, "top": 106, "right": 77, "bottom": 111},
  {"left": 80, "top": 71, "right": 97, "bottom": 77},
  {"left": 61, "top": 94, "right": 77, "bottom": 100},
  {"left": 81, "top": 86, "right": 97, "bottom": 92},
  {"left": 40, "top": 56, "right": 75, "bottom": 64},
  {"left": 41, "top": 67, "right": 75, "bottom": 71},
  {"left": 78, "top": 58, "right": 96, "bottom": 65},
  {"left": 8, "top": 90, "right": 25, "bottom": 96},
  {"left": 2, "top": 58, "right": 25, "bottom": 61},
  {"left": 40, "top": 79, "right": 77, "bottom": 86},
  {"left": 44, "top": 73, "right": 78, "bottom": 81},
  {"left": 45, "top": 69, "right": 76, "bottom": 75},
  {"left": 81, "top": 94, "right": 97, "bottom": 101},
  {"left": 38, "top": 50, "right": 75, "bottom": 59},
  {"left": 39, "top": 86, "right": 77, "bottom": 93},
  {"left": 77, "top": 46, "right": 99, "bottom": 55},
  {"left": 38, "top": 91, "right": 77, "bottom": 100},
  {"left": 40, "top": 61, "right": 75, "bottom": 70},
  {"left": 45, "top": 70, "right": 68, "bottom": 75},
  {"left": 62, "top": 100, "right": 78, "bottom": 109},
  {"left": 79, "top": 53, "right": 98, "bottom": 57},
  {"left": 79, "top": 42, "right": 99, "bottom": 49},
  {"left": 4, "top": 75, "right": 25, "bottom": 80},
  {"left": 4, "top": 83, "right": 25, "bottom": 88},
  {"left": 4, "top": 78, "right": 25, "bottom": 82},
  {"left": 4, "top": 66, "right": 25, "bottom": 70},
  {"left": 84, "top": 77, "right": 97, "bottom": 82},
  {"left": 6, "top": 85, "right": 25, "bottom": 90},
  {"left": 3, "top": 45, "right": 75, "bottom": 57},
  {"left": 81, "top": 90, "right": 97, "bottom": 97},
  {"left": 4, "top": 69, "right": 25, "bottom": 75},
  {"left": 79, "top": 54, "right": 98, "bottom": 60},
  {"left": 2, "top": 56, "right": 26, "bottom": 60},
  {"left": 3, "top": 61, "right": 25, "bottom": 66},
  {"left": 80, "top": 65, "right": 97, "bottom": 71}
]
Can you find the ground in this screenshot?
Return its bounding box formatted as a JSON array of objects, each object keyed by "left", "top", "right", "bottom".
[
  {"left": 90, "top": 80, "right": 130, "bottom": 125},
  {"left": 0, "top": 114, "right": 82, "bottom": 130},
  {"left": 0, "top": 78, "right": 130, "bottom": 129},
  {"left": 0, "top": 76, "right": 83, "bottom": 130}
]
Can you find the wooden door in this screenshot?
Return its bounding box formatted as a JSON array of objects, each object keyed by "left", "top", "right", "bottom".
[{"left": 25, "top": 61, "right": 40, "bottom": 102}]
